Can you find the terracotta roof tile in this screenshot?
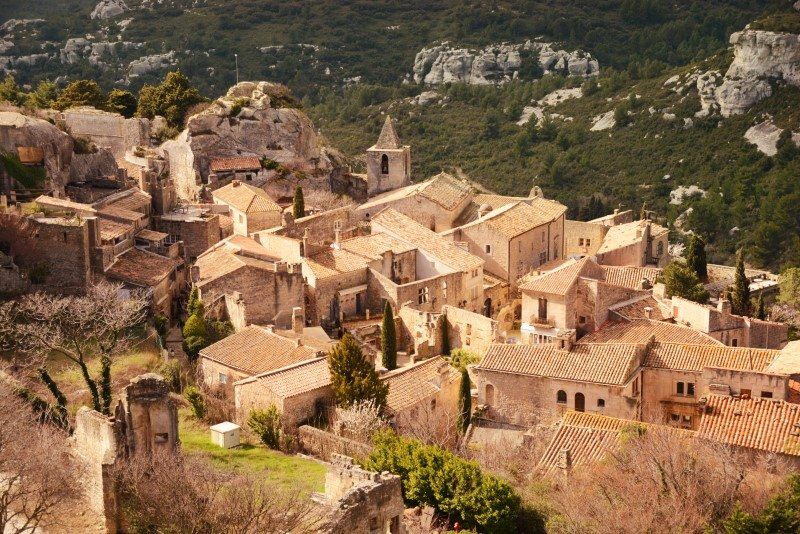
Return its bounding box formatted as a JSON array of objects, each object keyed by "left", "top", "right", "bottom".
[
  {"left": 99, "top": 219, "right": 130, "bottom": 241},
  {"left": 519, "top": 257, "right": 605, "bottom": 295},
  {"left": 98, "top": 205, "right": 146, "bottom": 223},
  {"left": 383, "top": 357, "right": 459, "bottom": 415},
  {"left": 212, "top": 182, "right": 281, "bottom": 214},
  {"left": 305, "top": 248, "right": 369, "bottom": 280},
  {"left": 104, "top": 190, "right": 152, "bottom": 213},
  {"left": 609, "top": 295, "right": 669, "bottom": 321},
  {"left": 482, "top": 199, "right": 566, "bottom": 239},
  {"left": 340, "top": 233, "right": 415, "bottom": 261},
  {"left": 596, "top": 220, "right": 668, "bottom": 254},
  {"left": 135, "top": 229, "right": 168, "bottom": 242},
  {"left": 199, "top": 325, "right": 319, "bottom": 376},
  {"left": 697, "top": 395, "right": 800, "bottom": 456},
  {"left": 418, "top": 172, "right": 473, "bottom": 211},
  {"left": 209, "top": 156, "right": 262, "bottom": 172},
  {"left": 235, "top": 357, "right": 331, "bottom": 398},
  {"left": 577, "top": 319, "right": 721, "bottom": 345},
  {"left": 477, "top": 343, "right": 641, "bottom": 385},
  {"left": 105, "top": 247, "right": 181, "bottom": 287},
  {"left": 602, "top": 265, "right": 662, "bottom": 290},
  {"left": 645, "top": 342, "right": 778, "bottom": 372}
]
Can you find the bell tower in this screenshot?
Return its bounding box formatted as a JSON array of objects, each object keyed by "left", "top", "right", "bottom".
[{"left": 366, "top": 116, "right": 411, "bottom": 197}]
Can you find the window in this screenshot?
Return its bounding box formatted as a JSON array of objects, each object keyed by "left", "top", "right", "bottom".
[
  {"left": 541, "top": 231, "right": 545, "bottom": 243},
  {"left": 557, "top": 390, "right": 567, "bottom": 404},
  {"left": 442, "top": 281, "right": 447, "bottom": 299},
  {"left": 538, "top": 298, "right": 548, "bottom": 321},
  {"left": 670, "top": 413, "right": 680, "bottom": 423},
  {"left": 466, "top": 324, "right": 472, "bottom": 335},
  {"left": 731, "top": 338, "right": 738, "bottom": 347},
  {"left": 380, "top": 154, "right": 389, "bottom": 174},
  {"left": 632, "top": 377, "right": 639, "bottom": 396},
  {"left": 62, "top": 231, "right": 68, "bottom": 242},
  {"left": 418, "top": 287, "right": 429, "bottom": 304},
  {"left": 539, "top": 251, "right": 548, "bottom": 265},
  {"left": 430, "top": 398, "right": 436, "bottom": 410},
  {"left": 238, "top": 214, "right": 244, "bottom": 223},
  {"left": 656, "top": 241, "right": 664, "bottom": 256},
  {"left": 682, "top": 415, "right": 692, "bottom": 428},
  {"left": 585, "top": 238, "right": 591, "bottom": 246},
  {"left": 219, "top": 373, "right": 228, "bottom": 384},
  {"left": 687, "top": 382, "right": 695, "bottom": 396},
  {"left": 246, "top": 173, "right": 253, "bottom": 181},
  {"left": 597, "top": 398, "right": 605, "bottom": 408},
  {"left": 154, "top": 432, "right": 169, "bottom": 443},
  {"left": 741, "top": 388, "right": 752, "bottom": 398},
  {"left": 485, "top": 244, "right": 492, "bottom": 254},
  {"left": 676, "top": 381, "right": 684, "bottom": 395},
  {"left": 761, "top": 391, "right": 773, "bottom": 398},
  {"left": 485, "top": 384, "right": 495, "bottom": 405},
  {"left": 578, "top": 238, "right": 584, "bottom": 246},
  {"left": 579, "top": 316, "right": 586, "bottom": 324}
]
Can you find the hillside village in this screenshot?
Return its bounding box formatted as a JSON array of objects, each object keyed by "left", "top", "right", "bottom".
[{"left": 1, "top": 64, "right": 800, "bottom": 531}]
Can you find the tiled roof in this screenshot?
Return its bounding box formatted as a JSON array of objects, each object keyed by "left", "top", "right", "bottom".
[
  {"left": 135, "top": 229, "right": 168, "bottom": 242},
  {"left": 697, "top": 395, "right": 800, "bottom": 457},
  {"left": 340, "top": 233, "right": 415, "bottom": 261},
  {"left": 602, "top": 265, "right": 662, "bottom": 290},
  {"left": 212, "top": 182, "right": 281, "bottom": 214},
  {"left": 305, "top": 248, "right": 369, "bottom": 280},
  {"left": 99, "top": 219, "right": 130, "bottom": 241},
  {"left": 596, "top": 220, "right": 668, "bottom": 254},
  {"left": 105, "top": 247, "right": 181, "bottom": 287},
  {"left": 418, "top": 172, "right": 473, "bottom": 211},
  {"left": 34, "top": 195, "right": 96, "bottom": 215},
  {"left": 371, "top": 209, "right": 483, "bottom": 272},
  {"left": 476, "top": 343, "right": 641, "bottom": 385},
  {"left": 482, "top": 199, "right": 567, "bottom": 239},
  {"left": 199, "top": 325, "right": 319, "bottom": 376},
  {"left": 235, "top": 357, "right": 331, "bottom": 398},
  {"left": 645, "top": 343, "right": 778, "bottom": 372},
  {"left": 518, "top": 257, "right": 605, "bottom": 295},
  {"left": 455, "top": 193, "right": 531, "bottom": 225},
  {"left": 104, "top": 190, "right": 152, "bottom": 213},
  {"left": 383, "top": 357, "right": 459, "bottom": 415},
  {"left": 373, "top": 116, "right": 402, "bottom": 149},
  {"left": 609, "top": 294, "right": 669, "bottom": 321},
  {"left": 195, "top": 246, "right": 278, "bottom": 287},
  {"left": 98, "top": 205, "right": 146, "bottom": 223},
  {"left": 577, "top": 319, "right": 721, "bottom": 345},
  {"left": 209, "top": 156, "right": 262, "bottom": 172}
]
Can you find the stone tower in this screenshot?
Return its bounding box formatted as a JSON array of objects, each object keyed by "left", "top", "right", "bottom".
[{"left": 366, "top": 116, "right": 411, "bottom": 197}]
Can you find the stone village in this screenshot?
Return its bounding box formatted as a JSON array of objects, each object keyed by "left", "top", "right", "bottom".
[{"left": 1, "top": 80, "right": 800, "bottom": 532}]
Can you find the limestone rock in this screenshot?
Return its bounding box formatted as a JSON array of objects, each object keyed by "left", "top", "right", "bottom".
[
  {"left": 160, "top": 81, "right": 347, "bottom": 201},
  {"left": 128, "top": 52, "right": 176, "bottom": 77},
  {"left": 590, "top": 110, "right": 616, "bottom": 131},
  {"left": 413, "top": 40, "right": 598, "bottom": 85},
  {"left": 716, "top": 77, "right": 772, "bottom": 117},
  {"left": 90, "top": 0, "right": 129, "bottom": 20},
  {"left": 411, "top": 90, "right": 440, "bottom": 105},
  {"left": 0, "top": 39, "right": 13, "bottom": 54},
  {"left": 744, "top": 120, "right": 800, "bottom": 156},
  {"left": 60, "top": 38, "right": 141, "bottom": 66}
]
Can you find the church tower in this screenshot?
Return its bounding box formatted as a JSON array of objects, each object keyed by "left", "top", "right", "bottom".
[{"left": 366, "top": 116, "right": 411, "bottom": 197}]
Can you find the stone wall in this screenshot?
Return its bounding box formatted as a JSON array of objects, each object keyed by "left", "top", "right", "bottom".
[
  {"left": 564, "top": 219, "right": 608, "bottom": 257},
  {"left": 442, "top": 305, "right": 499, "bottom": 356},
  {"left": 63, "top": 107, "right": 150, "bottom": 162},
  {"left": 154, "top": 213, "right": 221, "bottom": 260},
  {"left": 298, "top": 426, "right": 373, "bottom": 462},
  {"left": 366, "top": 146, "right": 410, "bottom": 197},
  {"left": 23, "top": 215, "right": 95, "bottom": 293},
  {"left": 235, "top": 379, "right": 334, "bottom": 433}
]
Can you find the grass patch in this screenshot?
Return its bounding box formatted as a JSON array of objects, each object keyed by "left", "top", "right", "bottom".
[{"left": 178, "top": 409, "right": 326, "bottom": 495}]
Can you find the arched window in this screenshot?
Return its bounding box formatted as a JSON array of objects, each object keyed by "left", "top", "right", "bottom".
[
  {"left": 575, "top": 392, "right": 585, "bottom": 412},
  {"left": 381, "top": 154, "right": 389, "bottom": 174},
  {"left": 597, "top": 398, "right": 605, "bottom": 408},
  {"left": 485, "top": 384, "right": 495, "bottom": 405},
  {"left": 556, "top": 390, "right": 567, "bottom": 404}
]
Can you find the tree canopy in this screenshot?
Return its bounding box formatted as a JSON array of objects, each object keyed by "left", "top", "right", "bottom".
[
  {"left": 659, "top": 261, "right": 709, "bottom": 304},
  {"left": 328, "top": 334, "right": 388, "bottom": 410},
  {"left": 136, "top": 71, "right": 205, "bottom": 128}
]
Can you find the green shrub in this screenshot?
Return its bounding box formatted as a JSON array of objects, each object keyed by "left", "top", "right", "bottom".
[
  {"left": 247, "top": 406, "right": 282, "bottom": 449},
  {"left": 156, "top": 359, "right": 181, "bottom": 393},
  {"left": 229, "top": 97, "right": 250, "bottom": 116},
  {"left": 184, "top": 386, "right": 205, "bottom": 419},
  {"left": 448, "top": 348, "right": 479, "bottom": 371},
  {"left": 364, "top": 430, "right": 522, "bottom": 533}
]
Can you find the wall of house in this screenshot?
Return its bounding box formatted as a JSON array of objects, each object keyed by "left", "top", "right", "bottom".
[
  {"left": 597, "top": 241, "right": 646, "bottom": 267},
  {"left": 397, "top": 307, "right": 442, "bottom": 358},
  {"left": 20, "top": 216, "right": 95, "bottom": 293},
  {"left": 442, "top": 305, "right": 500, "bottom": 356},
  {"left": 564, "top": 219, "right": 608, "bottom": 258},
  {"left": 235, "top": 380, "right": 334, "bottom": 433},
  {"left": 508, "top": 216, "right": 565, "bottom": 284},
  {"left": 278, "top": 206, "right": 357, "bottom": 246},
  {"left": 255, "top": 232, "right": 303, "bottom": 261},
  {"left": 355, "top": 193, "right": 470, "bottom": 232},
  {"left": 392, "top": 371, "right": 461, "bottom": 437},
  {"left": 312, "top": 268, "right": 369, "bottom": 325},
  {"left": 521, "top": 289, "right": 570, "bottom": 330},
  {"left": 701, "top": 367, "right": 788, "bottom": 400},
  {"left": 641, "top": 367, "right": 701, "bottom": 427},
  {"left": 366, "top": 147, "right": 410, "bottom": 196},
  {"left": 576, "top": 280, "right": 646, "bottom": 336},
  {"left": 153, "top": 214, "right": 220, "bottom": 260},
  {"left": 473, "top": 369, "right": 638, "bottom": 426},
  {"left": 199, "top": 357, "right": 250, "bottom": 390},
  {"left": 245, "top": 210, "right": 282, "bottom": 235},
  {"left": 394, "top": 271, "right": 463, "bottom": 313}
]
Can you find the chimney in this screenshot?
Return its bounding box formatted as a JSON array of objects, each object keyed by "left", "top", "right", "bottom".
[
  {"left": 557, "top": 448, "right": 572, "bottom": 471},
  {"left": 652, "top": 282, "right": 667, "bottom": 300},
  {"left": 301, "top": 228, "right": 310, "bottom": 258},
  {"left": 717, "top": 298, "right": 731, "bottom": 315},
  {"left": 291, "top": 306, "right": 304, "bottom": 335},
  {"left": 613, "top": 208, "right": 619, "bottom": 215},
  {"left": 643, "top": 306, "right": 653, "bottom": 319},
  {"left": 232, "top": 180, "right": 240, "bottom": 187},
  {"left": 478, "top": 204, "right": 492, "bottom": 218}
]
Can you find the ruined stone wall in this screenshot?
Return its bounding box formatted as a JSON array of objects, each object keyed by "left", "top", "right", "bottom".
[
  {"left": 63, "top": 108, "right": 150, "bottom": 161},
  {"left": 564, "top": 219, "right": 608, "bottom": 258},
  {"left": 298, "top": 426, "right": 374, "bottom": 462},
  {"left": 154, "top": 214, "right": 220, "bottom": 260},
  {"left": 277, "top": 205, "right": 356, "bottom": 245},
  {"left": 120, "top": 373, "right": 179, "bottom": 455},
  {"left": 236, "top": 381, "right": 334, "bottom": 433},
  {"left": 442, "top": 305, "right": 499, "bottom": 356},
  {"left": 393, "top": 271, "right": 463, "bottom": 314},
  {"left": 310, "top": 268, "right": 368, "bottom": 325},
  {"left": 24, "top": 216, "right": 93, "bottom": 293}
]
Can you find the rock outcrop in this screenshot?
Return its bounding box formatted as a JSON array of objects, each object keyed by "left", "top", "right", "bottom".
[
  {"left": 744, "top": 119, "right": 800, "bottom": 156},
  {"left": 160, "top": 81, "right": 347, "bottom": 201},
  {"left": 413, "top": 41, "right": 598, "bottom": 85},
  {"left": 60, "top": 38, "right": 141, "bottom": 66},
  {"left": 128, "top": 52, "right": 176, "bottom": 77},
  {"left": 90, "top": 0, "right": 130, "bottom": 20}
]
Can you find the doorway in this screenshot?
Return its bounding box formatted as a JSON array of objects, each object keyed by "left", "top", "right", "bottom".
[{"left": 575, "top": 392, "right": 585, "bottom": 412}]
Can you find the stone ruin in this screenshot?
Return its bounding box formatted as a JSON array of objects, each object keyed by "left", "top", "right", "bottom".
[
  {"left": 316, "top": 454, "right": 406, "bottom": 534},
  {"left": 71, "top": 373, "right": 178, "bottom": 533}
]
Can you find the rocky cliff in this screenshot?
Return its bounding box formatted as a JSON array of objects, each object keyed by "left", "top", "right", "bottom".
[
  {"left": 699, "top": 29, "right": 800, "bottom": 117},
  {"left": 412, "top": 41, "right": 599, "bottom": 85},
  {"left": 161, "top": 81, "right": 348, "bottom": 201}
]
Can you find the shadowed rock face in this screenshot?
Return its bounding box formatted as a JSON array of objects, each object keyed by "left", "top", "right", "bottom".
[{"left": 90, "top": 0, "right": 129, "bottom": 20}]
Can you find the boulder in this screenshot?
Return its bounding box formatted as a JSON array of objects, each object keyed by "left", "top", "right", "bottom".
[
  {"left": 590, "top": 110, "right": 615, "bottom": 131},
  {"left": 90, "top": 0, "right": 129, "bottom": 20},
  {"left": 128, "top": 52, "right": 175, "bottom": 77},
  {"left": 744, "top": 120, "right": 800, "bottom": 156}
]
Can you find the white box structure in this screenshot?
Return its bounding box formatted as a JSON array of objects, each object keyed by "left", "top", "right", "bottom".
[{"left": 209, "top": 421, "right": 241, "bottom": 449}]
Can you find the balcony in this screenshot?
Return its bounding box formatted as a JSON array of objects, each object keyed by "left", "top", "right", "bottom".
[{"left": 529, "top": 316, "right": 555, "bottom": 328}]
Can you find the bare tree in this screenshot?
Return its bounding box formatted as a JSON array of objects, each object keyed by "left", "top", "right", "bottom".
[
  {"left": 0, "top": 383, "right": 79, "bottom": 533},
  {"left": 115, "top": 451, "right": 323, "bottom": 533},
  {"left": 0, "top": 281, "right": 148, "bottom": 415},
  {"left": 398, "top": 400, "right": 461, "bottom": 450},
  {"left": 333, "top": 400, "right": 387, "bottom": 442}
]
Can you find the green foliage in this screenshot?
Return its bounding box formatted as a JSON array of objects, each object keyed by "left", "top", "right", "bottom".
[
  {"left": 292, "top": 185, "right": 305, "bottom": 219},
  {"left": 136, "top": 71, "right": 205, "bottom": 128},
  {"left": 686, "top": 234, "right": 708, "bottom": 282},
  {"left": 100, "top": 354, "right": 112, "bottom": 414},
  {"left": 0, "top": 153, "right": 47, "bottom": 190},
  {"left": 328, "top": 334, "right": 388, "bottom": 410},
  {"left": 72, "top": 137, "right": 96, "bottom": 155},
  {"left": 182, "top": 301, "right": 208, "bottom": 361},
  {"left": 156, "top": 359, "right": 182, "bottom": 393},
  {"left": 187, "top": 286, "right": 202, "bottom": 316},
  {"left": 440, "top": 315, "right": 451, "bottom": 356},
  {"left": 153, "top": 313, "right": 169, "bottom": 342},
  {"left": 247, "top": 405, "right": 282, "bottom": 449},
  {"left": 659, "top": 261, "right": 710, "bottom": 304},
  {"left": 482, "top": 111, "right": 502, "bottom": 140},
  {"left": 778, "top": 267, "right": 800, "bottom": 308},
  {"left": 381, "top": 301, "right": 397, "bottom": 371},
  {"left": 24, "top": 80, "right": 58, "bottom": 109},
  {"left": 614, "top": 102, "right": 631, "bottom": 128},
  {"left": 229, "top": 97, "right": 249, "bottom": 117},
  {"left": 448, "top": 348, "right": 479, "bottom": 372},
  {"left": 755, "top": 294, "right": 766, "bottom": 320},
  {"left": 364, "top": 430, "right": 522, "bottom": 532},
  {"left": 457, "top": 368, "right": 471, "bottom": 434},
  {"left": 106, "top": 88, "right": 138, "bottom": 118},
  {"left": 722, "top": 474, "right": 800, "bottom": 533},
  {"left": 54, "top": 79, "right": 107, "bottom": 111},
  {"left": 0, "top": 75, "right": 25, "bottom": 106},
  {"left": 731, "top": 249, "right": 751, "bottom": 316},
  {"left": 184, "top": 385, "right": 206, "bottom": 420}
]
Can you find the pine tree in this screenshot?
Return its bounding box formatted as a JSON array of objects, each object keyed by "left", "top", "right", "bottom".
[
  {"left": 659, "top": 261, "right": 709, "bottom": 304},
  {"left": 686, "top": 234, "right": 708, "bottom": 282},
  {"left": 381, "top": 301, "right": 397, "bottom": 370},
  {"left": 756, "top": 294, "right": 766, "bottom": 320},
  {"left": 458, "top": 368, "right": 472, "bottom": 433},
  {"left": 329, "top": 334, "right": 388, "bottom": 410},
  {"left": 731, "top": 249, "right": 751, "bottom": 316},
  {"left": 293, "top": 185, "right": 305, "bottom": 219}
]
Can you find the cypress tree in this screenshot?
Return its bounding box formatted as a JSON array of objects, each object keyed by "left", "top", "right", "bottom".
[
  {"left": 686, "top": 234, "right": 708, "bottom": 282},
  {"left": 381, "top": 301, "right": 397, "bottom": 371},
  {"left": 441, "top": 314, "right": 451, "bottom": 356},
  {"left": 187, "top": 286, "right": 201, "bottom": 316},
  {"left": 329, "top": 334, "right": 388, "bottom": 410},
  {"left": 731, "top": 249, "right": 751, "bottom": 316},
  {"left": 756, "top": 294, "right": 766, "bottom": 320},
  {"left": 458, "top": 368, "right": 472, "bottom": 433},
  {"left": 293, "top": 185, "right": 305, "bottom": 219}
]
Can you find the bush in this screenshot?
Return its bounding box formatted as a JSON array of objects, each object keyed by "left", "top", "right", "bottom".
[
  {"left": 247, "top": 406, "right": 281, "bottom": 449},
  {"left": 156, "top": 360, "right": 182, "bottom": 393},
  {"left": 184, "top": 386, "right": 206, "bottom": 419},
  {"left": 365, "top": 430, "right": 522, "bottom": 533},
  {"left": 448, "top": 348, "right": 479, "bottom": 371},
  {"left": 229, "top": 97, "right": 249, "bottom": 117}
]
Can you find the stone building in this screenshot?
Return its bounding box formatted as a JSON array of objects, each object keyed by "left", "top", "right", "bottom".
[
  {"left": 442, "top": 196, "right": 567, "bottom": 288},
  {"left": 208, "top": 155, "right": 265, "bottom": 184},
  {"left": 211, "top": 180, "right": 282, "bottom": 236},
  {"left": 595, "top": 219, "right": 670, "bottom": 268},
  {"left": 193, "top": 235, "right": 305, "bottom": 328},
  {"left": 563, "top": 219, "right": 609, "bottom": 257},
  {"left": 105, "top": 246, "right": 185, "bottom": 319},
  {"left": 366, "top": 116, "right": 411, "bottom": 197},
  {"left": 154, "top": 205, "right": 225, "bottom": 261}
]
